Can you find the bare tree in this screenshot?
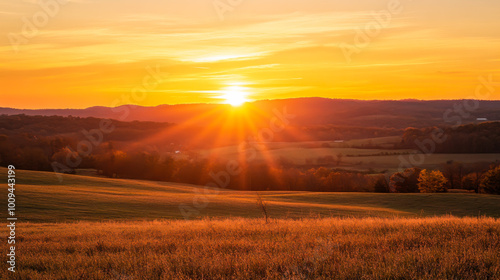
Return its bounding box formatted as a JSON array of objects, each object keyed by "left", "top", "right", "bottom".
[{"left": 256, "top": 192, "right": 269, "bottom": 223}]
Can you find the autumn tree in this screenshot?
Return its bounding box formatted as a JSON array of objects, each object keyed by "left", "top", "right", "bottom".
[
  {"left": 480, "top": 166, "right": 500, "bottom": 195},
  {"left": 417, "top": 169, "right": 448, "bottom": 193}
]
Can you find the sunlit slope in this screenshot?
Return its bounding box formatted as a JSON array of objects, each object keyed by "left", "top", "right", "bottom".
[{"left": 1, "top": 168, "right": 499, "bottom": 222}]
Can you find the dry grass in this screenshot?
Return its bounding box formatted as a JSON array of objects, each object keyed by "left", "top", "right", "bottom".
[
  {"left": 3, "top": 217, "right": 500, "bottom": 279},
  {"left": 1, "top": 168, "right": 499, "bottom": 279}
]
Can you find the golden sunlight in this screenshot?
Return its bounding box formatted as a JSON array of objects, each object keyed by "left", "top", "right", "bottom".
[{"left": 221, "top": 86, "right": 249, "bottom": 107}]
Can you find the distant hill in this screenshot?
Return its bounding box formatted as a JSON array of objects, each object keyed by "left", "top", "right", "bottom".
[{"left": 2, "top": 98, "right": 500, "bottom": 129}]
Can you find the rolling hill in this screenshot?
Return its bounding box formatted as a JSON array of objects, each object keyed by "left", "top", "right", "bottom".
[
  {"left": 2, "top": 98, "right": 500, "bottom": 129},
  {"left": 3, "top": 167, "right": 500, "bottom": 223}
]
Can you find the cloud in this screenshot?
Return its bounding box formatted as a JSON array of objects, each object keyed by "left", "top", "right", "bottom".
[{"left": 1, "top": 0, "right": 500, "bottom": 108}]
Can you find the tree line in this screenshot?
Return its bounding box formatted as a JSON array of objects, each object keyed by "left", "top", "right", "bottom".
[
  {"left": 381, "top": 164, "right": 500, "bottom": 195},
  {"left": 1, "top": 115, "right": 499, "bottom": 194},
  {"left": 400, "top": 122, "right": 500, "bottom": 153}
]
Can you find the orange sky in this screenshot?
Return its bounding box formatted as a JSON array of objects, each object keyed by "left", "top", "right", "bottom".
[{"left": 1, "top": 0, "right": 499, "bottom": 109}]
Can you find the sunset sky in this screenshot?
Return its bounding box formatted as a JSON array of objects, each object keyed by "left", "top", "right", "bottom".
[{"left": 1, "top": 0, "right": 499, "bottom": 109}]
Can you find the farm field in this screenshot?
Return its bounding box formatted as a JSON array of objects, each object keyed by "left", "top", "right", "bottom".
[{"left": 197, "top": 138, "right": 500, "bottom": 173}]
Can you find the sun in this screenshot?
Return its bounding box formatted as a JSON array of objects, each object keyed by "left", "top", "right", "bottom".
[{"left": 221, "top": 86, "right": 249, "bottom": 107}]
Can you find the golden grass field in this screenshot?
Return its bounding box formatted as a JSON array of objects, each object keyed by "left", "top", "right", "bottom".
[
  {"left": 1, "top": 167, "right": 500, "bottom": 279},
  {"left": 2, "top": 217, "right": 499, "bottom": 279}
]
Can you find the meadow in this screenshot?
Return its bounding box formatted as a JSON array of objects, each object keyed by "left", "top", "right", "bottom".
[
  {"left": 2, "top": 217, "right": 499, "bottom": 279},
  {"left": 2, "top": 168, "right": 500, "bottom": 279}
]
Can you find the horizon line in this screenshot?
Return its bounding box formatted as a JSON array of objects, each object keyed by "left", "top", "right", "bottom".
[{"left": 2, "top": 97, "right": 500, "bottom": 111}]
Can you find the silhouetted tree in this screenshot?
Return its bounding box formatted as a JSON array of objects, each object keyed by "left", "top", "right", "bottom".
[
  {"left": 390, "top": 168, "right": 422, "bottom": 193},
  {"left": 462, "top": 173, "right": 482, "bottom": 193},
  {"left": 374, "top": 176, "right": 390, "bottom": 193}
]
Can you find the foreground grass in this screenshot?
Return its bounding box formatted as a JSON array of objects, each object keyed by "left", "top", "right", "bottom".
[
  {"left": 1, "top": 168, "right": 500, "bottom": 223},
  {"left": 3, "top": 217, "right": 500, "bottom": 279}
]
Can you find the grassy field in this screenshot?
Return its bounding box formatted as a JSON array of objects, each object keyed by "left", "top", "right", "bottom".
[
  {"left": 2, "top": 217, "right": 499, "bottom": 279},
  {"left": 2, "top": 168, "right": 500, "bottom": 223},
  {"left": 2, "top": 167, "right": 500, "bottom": 279}
]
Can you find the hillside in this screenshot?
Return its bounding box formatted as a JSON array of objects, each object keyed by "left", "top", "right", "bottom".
[{"left": 2, "top": 168, "right": 500, "bottom": 223}]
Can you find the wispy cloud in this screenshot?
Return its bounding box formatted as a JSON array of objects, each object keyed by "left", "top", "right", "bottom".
[{"left": 1, "top": 0, "right": 500, "bottom": 108}]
